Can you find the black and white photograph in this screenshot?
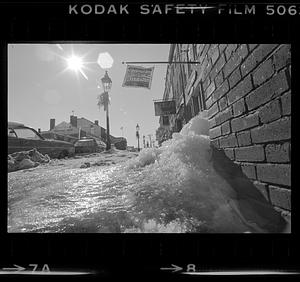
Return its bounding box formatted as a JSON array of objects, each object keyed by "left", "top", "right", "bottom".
[
  {"left": 0, "top": 1, "right": 298, "bottom": 281},
  {"left": 7, "top": 43, "right": 291, "bottom": 233}
]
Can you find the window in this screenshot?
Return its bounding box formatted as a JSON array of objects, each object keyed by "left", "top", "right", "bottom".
[
  {"left": 162, "top": 116, "right": 170, "bottom": 126},
  {"left": 186, "top": 105, "right": 192, "bottom": 122},
  {"left": 192, "top": 95, "right": 200, "bottom": 116},
  {"left": 8, "top": 128, "right": 17, "bottom": 138},
  {"left": 13, "top": 128, "right": 42, "bottom": 140}
]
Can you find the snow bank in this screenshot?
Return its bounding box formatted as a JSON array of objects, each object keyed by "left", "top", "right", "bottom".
[
  {"left": 127, "top": 111, "right": 211, "bottom": 169},
  {"left": 8, "top": 148, "right": 50, "bottom": 172},
  {"left": 123, "top": 112, "right": 287, "bottom": 233},
  {"left": 180, "top": 110, "right": 209, "bottom": 136}
]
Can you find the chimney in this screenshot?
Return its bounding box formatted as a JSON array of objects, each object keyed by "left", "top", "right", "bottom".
[
  {"left": 50, "top": 118, "right": 55, "bottom": 131},
  {"left": 70, "top": 115, "right": 77, "bottom": 128},
  {"left": 94, "top": 120, "right": 99, "bottom": 126},
  {"left": 38, "top": 128, "right": 41, "bottom": 133}
]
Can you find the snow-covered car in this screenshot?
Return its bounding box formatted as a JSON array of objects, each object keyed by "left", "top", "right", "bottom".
[
  {"left": 74, "top": 137, "right": 99, "bottom": 153},
  {"left": 8, "top": 122, "right": 75, "bottom": 158}
]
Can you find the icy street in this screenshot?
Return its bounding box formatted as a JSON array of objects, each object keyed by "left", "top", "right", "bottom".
[
  {"left": 7, "top": 115, "right": 289, "bottom": 233},
  {"left": 8, "top": 145, "right": 217, "bottom": 233}
]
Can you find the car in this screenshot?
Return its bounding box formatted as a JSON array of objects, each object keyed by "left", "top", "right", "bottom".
[
  {"left": 8, "top": 122, "right": 75, "bottom": 158},
  {"left": 74, "top": 137, "right": 99, "bottom": 154}
]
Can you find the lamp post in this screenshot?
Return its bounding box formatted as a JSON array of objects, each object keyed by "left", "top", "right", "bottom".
[
  {"left": 143, "top": 135, "right": 145, "bottom": 148},
  {"left": 136, "top": 124, "right": 140, "bottom": 151},
  {"left": 101, "top": 71, "right": 112, "bottom": 150}
]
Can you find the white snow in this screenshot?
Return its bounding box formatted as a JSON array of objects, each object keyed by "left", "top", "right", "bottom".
[{"left": 124, "top": 112, "right": 288, "bottom": 233}]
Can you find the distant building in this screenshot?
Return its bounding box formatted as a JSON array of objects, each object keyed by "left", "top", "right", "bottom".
[{"left": 42, "top": 115, "right": 127, "bottom": 149}]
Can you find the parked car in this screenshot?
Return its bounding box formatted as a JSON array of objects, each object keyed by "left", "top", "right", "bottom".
[
  {"left": 112, "top": 137, "right": 127, "bottom": 150},
  {"left": 8, "top": 122, "right": 75, "bottom": 158},
  {"left": 74, "top": 137, "right": 99, "bottom": 154}
]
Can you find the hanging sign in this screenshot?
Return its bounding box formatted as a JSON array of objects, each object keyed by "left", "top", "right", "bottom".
[
  {"left": 154, "top": 100, "right": 176, "bottom": 116},
  {"left": 122, "top": 65, "right": 154, "bottom": 89}
]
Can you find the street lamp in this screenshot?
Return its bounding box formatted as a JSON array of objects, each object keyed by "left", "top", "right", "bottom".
[
  {"left": 97, "top": 52, "right": 114, "bottom": 151},
  {"left": 101, "top": 71, "right": 112, "bottom": 150},
  {"left": 136, "top": 124, "right": 140, "bottom": 151},
  {"left": 143, "top": 135, "right": 145, "bottom": 148}
]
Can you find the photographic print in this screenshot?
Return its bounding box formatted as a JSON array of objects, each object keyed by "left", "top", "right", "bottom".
[
  {"left": 7, "top": 43, "right": 291, "bottom": 233},
  {"left": 0, "top": 1, "right": 298, "bottom": 280}
]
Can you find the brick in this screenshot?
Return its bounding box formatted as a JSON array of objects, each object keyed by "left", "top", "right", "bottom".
[
  {"left": 208, "top": 102, "right": 219, "bottom": 118},
  {"left": 212, "top": 80, "right": 229, "bottom": 102},
  {"left": 251, "top": 117, "right": 291, "bottom": 143},
  {"left": 218, "top": 96, "right": 227, "bottom": 111},
  {"left": 256, "top": 164, "right": 291, "bottom": 186},
  {"left": 235, "top": 145, "right": 265, "bottom": 162},
  {"left": 274, "top": 44, "right": 291, "bottom": 71},
  {"left": 224, "top": 148, "right": 235, "bottom": 160},
  {"left": 210, "top": 54, "right": 226, "bottom": 81},
  {"left": 219, "top": 134, "right": 238, "bottom": 148},
  {"left": 269, "top": 186, "right": 291, "bottom": 210},
  {"left": 241, "top": 44, "right": 278, "bottom": 77},
  {"left": 249, "top": 44, "right": 258, "bottom": 51},
  {"left": 197, "top": 55, "right": 209, "bottom": 80},
  {"left": 198, "top": 44, "right": 210, "bottom": 64},
  {"left": 221, "top": 121, "right": 231, "bottom": 135},
  {"left": 229, "top": 67, "right": 242, "bottom": 89},
  {"left": 223, "top": 44, "right": 248, "bottom": 78},
  {"left": 233, "top": 99, "right": 246, "bottom": 117},
  {"left": 253, "top": 181, "right": 269, "bottom": 202},
  {"left": 241, "top": 163, "right": 257, "bottom": 179},
  {"left": 253, "top": 58, "right": 275, "bottom": 87},
  {"left": 209, "top": 125, "right": 222, "bottom": 139},
  {"left": 265, "top": 143, "right": 290, "bottom": 163},
  {"left": 231, "top": 113, "right": 259, "bottom": 132},
  {"left": 227, "top": 75, "right": 253, "bottom": 105},
  {"left": 219, "top": 44, "right": 227, "bottom": 53},
  {"left": 259, "top": 99, "right": 281, "bottom": 124},
  {"left": 237, "top": 131, "right": 251, "bottom": 146},
  {"left": 225, "top": 44, "right": 238, "bottom": 60},
  {"left": 215, "top": 71, "right": 224, "bottom": 88},
  {"left": 203, "top": 59, "right": 212, "bottom": 81},
  {"left": 215, "top": 107, "right": 233, "bottom": 125},
  {"left": 205, "top": 81, "right": 215, "bottom": 98},
  {"left": 208, "top": 117, "right": 216, "bottom": 128},
  {"left": 206, "top": 96, "right": 214, "bottom": 109},
  {"left": 281, "top": 91, "right": 291, "bottom": 116},
  {"left": 210, "top": 45, "right": 220, "bottom": 66},
  {"left": 246, "top": 70, "right": 289, "bottom": 111},
  {"left": 203, "top": 76, "right": 210, "bottom": 91}
]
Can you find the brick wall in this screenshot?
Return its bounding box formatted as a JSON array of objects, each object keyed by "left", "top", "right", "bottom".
[{"left": 201, "top": 44, "right": 291, "bottom": 213}]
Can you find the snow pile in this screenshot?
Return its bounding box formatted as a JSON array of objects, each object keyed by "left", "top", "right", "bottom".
[
  {"left": 123, "top": 112, "right": 287, "bottom": 233},
  {"left": 8, "top": 148, "right": 50, "bottom": 172},
  {"left": 127, "top": 111, "right": 211, "bottom": 170},
  {"left": 180, "top": 110, "right": 209, "bottom": 136}
]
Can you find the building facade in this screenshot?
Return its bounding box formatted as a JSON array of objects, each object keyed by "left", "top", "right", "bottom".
[
  {"left": 46, "top": 115, "right": 126, "bottom": 147},
  {"left": 160, "top": 44, "right": 291, "bottom": 214}
]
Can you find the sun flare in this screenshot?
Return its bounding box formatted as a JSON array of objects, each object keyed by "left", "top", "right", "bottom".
[{"left": 67, "top": 55, "right": 83, "bottom": 71}]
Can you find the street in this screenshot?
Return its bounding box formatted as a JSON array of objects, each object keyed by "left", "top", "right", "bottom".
[
  {"left": 8, "top": 138, "right": 227, "bottom": 234},
  {"left": 8, "top": 149, "right": 140, "bottom": 233}
]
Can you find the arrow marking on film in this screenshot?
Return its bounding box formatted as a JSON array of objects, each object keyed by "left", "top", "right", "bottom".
[
  {"left": 160, "top": 264, "right": 183, "bottom": 272},
  {"left": 2, "top": 265, "right": 26, "bottom": 272}
]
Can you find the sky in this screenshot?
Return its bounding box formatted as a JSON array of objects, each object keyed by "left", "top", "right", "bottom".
[{"left": 8, "top": 43, "right": 170, "bottom": 146}]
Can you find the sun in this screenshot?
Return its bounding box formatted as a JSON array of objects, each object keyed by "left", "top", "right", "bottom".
[
  {"left": 67, "top": 55, "right": 83, "bottom": 71},
  {"left": 65, "top": 54, "right": 88, "bottom": 80}
]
